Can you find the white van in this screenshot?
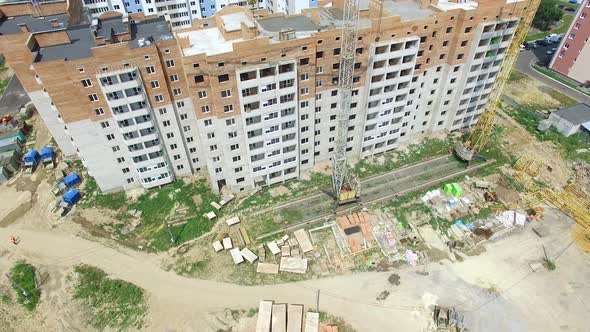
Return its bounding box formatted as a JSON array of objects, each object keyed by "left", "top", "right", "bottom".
[{"left": 544, "top": 34, "right": 562, "bottom": 43}]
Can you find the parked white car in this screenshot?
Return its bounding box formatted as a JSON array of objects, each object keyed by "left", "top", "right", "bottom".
[{"left": 544, "top": 34, "right": 562, "bottom": 44}]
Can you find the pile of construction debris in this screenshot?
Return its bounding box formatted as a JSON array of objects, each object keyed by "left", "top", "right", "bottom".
[
  {"left": 257, "top": 229, "right": 314, "bottom": 275},
  {"left": 432, "top": 305, "right": 465, "bottom": 332},
  {"left": 420, "top": 182, "right": 481, "bottom": 222},
  {"left": 335, "top": 212, "right": 374, "bottom": 254},
  {"left": 574, "top": 162, "right": 590, "bottom": 191},
  {"left": 213, "top": 217, "right": 317, "bottom": 275},
  {"left": 368, "top": 210, "right": 424, "bottom": 264},
  {"left": 255, "top": 300, "right": 336, "bottom": 332},
  {"left": 442, "top": 206, "right": 536, "bottom": 252},
  {"left": 304, "top": 211, "right": 428, "bottom": 274},
  {"left": 417, "top": 179, "right": 540, "bottom": 252},
  {"left": 212, "top": 216, "right": 259, "bottom": 265},
  {"left": 204, "top": 193, "right": 235, "bottom": 220}
]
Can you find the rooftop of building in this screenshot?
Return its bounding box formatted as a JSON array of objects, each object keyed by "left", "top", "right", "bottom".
[
  {"left": 95, "top": 16, "right": 129, "bottom": 39},
  {"left": 553, "top": 103, "right": 590, "bottom": 125},
  {"left": 0, "top": 13, "right": 68, "bottom": 35},
  {"left": 34, "top": 15, "right": 173, "bottom": 62},
  {"left": 2, "top": 1, "right": 522, "bottom": 62},
  {"left": 221, "top": 11, "right": 255, "bottom": 31},
  {"left": 35, "top": 24, "right": 95, "bottom": 62},
  {"left": 435, "top": 0, "right": 479, "bottom": 11},
  {"left": 257, "top": 15, "right": 319, "bottom": 32},
  {"left": 178, "top": 27, "right": 243, "bottom": 57},
  {"left": 179, "top": 1, "right": 437, "bottom": 57},
  {"left": 382, "top": 0, "right": 435, "bottom": 19}
]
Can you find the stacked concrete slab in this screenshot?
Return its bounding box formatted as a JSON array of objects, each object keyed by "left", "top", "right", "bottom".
[
  {"left": 271, "top": 303, "right": 287, "bottom": 332},
  {"left": 293, "top": 229, "right": 314, "bottom": 253},
  {"left": 279, "top": 257, "right": 308, "bottom": 274},
  {"left": 256, "top": 301, "right": 314, "bottom": 332},
  {"left": 256, "top": 301, "right": 273, "bottom": 332},
  {"left": 287, "top": 304, "right": 304, "bottom": 332},
  {"left": 304, "top": 312, "right": 320, "bottom": 332}
]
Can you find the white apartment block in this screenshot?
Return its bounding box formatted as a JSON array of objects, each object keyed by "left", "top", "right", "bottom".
[
  {"left": 1, "top": 0, "right": 528, "bottom": 193},
  {"left": 82, "top": 0, "right": 202, "bottom": 28},
  {"left": 82, "top": 0, "right": 316, "bottom": 27}
]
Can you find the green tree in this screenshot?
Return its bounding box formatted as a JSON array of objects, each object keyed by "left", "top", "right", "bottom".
[{"left": 533, "top": 0, "right": 564, "bottom": 31}]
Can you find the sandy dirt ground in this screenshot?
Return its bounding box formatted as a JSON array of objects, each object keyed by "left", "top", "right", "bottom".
[
  {"left": 504, "top": 74, "right": 570, "bottom": 109},
  {"left": 500, "top": 72, "right": 576, "bottom": 189},
  {"left": 496, "top": 111, "right": 573, "bottom": 189},
  {"left": 0, "top": 205, "right": 589, "bottom": 331}
]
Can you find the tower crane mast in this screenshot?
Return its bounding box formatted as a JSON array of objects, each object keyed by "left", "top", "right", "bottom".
[
  {"left": 333, "top": 0, "right": 361, "bottom": 204},
  {"left": 455, "top": 0, "right": 541, "bottom": 161}
]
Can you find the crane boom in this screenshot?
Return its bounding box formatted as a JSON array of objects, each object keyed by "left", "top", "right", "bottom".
[
  {"left": 455, "top": 0, "right": 541, "bottom": 161},
  {"left": 333, "top": 0, "right": 361, "bottom": 204}
]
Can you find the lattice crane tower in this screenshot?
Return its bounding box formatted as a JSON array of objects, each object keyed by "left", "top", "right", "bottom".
[
  {"left": 455, "top": 0, "right": 541, "bottom": 161},
  {"left": 333, "top": 0, "right": 361, "bottom": 204}
]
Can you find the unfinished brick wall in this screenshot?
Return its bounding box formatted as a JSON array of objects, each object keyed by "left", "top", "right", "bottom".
[
  {"left": 33, "top": 30, "right": 70, "bottom": 48},
  {"left": 0, "top": 1, "right": 67, "bottom": 18}
]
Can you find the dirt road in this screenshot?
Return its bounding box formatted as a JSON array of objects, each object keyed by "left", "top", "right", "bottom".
[
  {"left": 1, "top": 207, "right": 589, "bottom": 332},
  {"left": 0, "top": 227, "right": 428, "bottom": 331}
]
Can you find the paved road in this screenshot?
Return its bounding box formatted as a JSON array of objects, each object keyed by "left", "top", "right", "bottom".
[
  {"left": 515, "top": 45, "right": 590, "bottom": 103},
  {"left": 0, "top": 75, "right": 30, "bottom": 116}
]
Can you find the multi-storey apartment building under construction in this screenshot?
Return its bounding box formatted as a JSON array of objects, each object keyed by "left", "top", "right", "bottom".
[{"left": 0, "top": 0, "right": 528, "bottom": 193}]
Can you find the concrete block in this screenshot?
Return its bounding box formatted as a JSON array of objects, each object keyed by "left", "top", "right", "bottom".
[
  {"left": 271, "top": 303, "right": 287, "bottom": 332},
  {"left": 287, "top": 304, "right": 304, "bottom": 332},
  {"left": 256, "top": 300, "right": 273, "bottom": 332},
  {"left": 257, "top": 263, "right": 279, "bottom": 274}
]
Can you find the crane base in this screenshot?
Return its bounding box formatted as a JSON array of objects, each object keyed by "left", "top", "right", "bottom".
[{"left": 454, "top": 142, "right": 474, "bottom": 162}]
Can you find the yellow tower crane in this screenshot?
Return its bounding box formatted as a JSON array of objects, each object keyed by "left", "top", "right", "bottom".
[{"left": 455, "top": 0, "right": 541, "bottom": 161}]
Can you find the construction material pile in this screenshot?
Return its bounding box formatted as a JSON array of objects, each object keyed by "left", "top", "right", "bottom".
[
  {"left": 255, "top": 300, "right": 339, "bottom": 332},
  {"left": 252, "top": 229, "right": 314, "bottom": 275},
  {"left": 335, "top": 212, "right": 374, "bottom": 253}
]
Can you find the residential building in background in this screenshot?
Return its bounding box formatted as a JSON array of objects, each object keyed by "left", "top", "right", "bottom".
[
  {"left": 266, "top": 0, "right": 317, "bottom": 15},
  {"left": 81, "top": 0, "right": 315, "bottom": 27},
  {"left": 549, "top": 0, "right": 590, "bottom": 85},
  {"left": 82, "top": 0, "right": 202, "bottom": 28},
  {"left": 0, "top": 0, "right": 527, "bottom": 193}
]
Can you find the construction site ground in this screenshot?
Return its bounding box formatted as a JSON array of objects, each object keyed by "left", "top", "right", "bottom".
[
  {"left": 0, "top": 71, "right": 590, "bottom": 331},
  {"left": 1, "top": 206, "right": 589, "bottom": 331}
]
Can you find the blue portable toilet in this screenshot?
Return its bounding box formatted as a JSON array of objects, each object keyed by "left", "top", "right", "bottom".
[
  {"left": 40, "top": 146, "right": 55, "bottom": 163},
  {"left": 64, "top": 172, "right": 81, "bottom": 188},
  {"left": 23, "top": 149, "right": 40, "bottom": 167},
  {"left": 62, "top": 188, "right": 81, "bottom": 206}
]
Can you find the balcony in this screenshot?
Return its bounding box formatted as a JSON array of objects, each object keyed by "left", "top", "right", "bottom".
[
  {"left": 112, "top": 107, "right": 150, "bottom": 121},
  {"left": 129, "top": 144, "right": 162, "bottom": 158},
  {"left": 101, "top": 79, "right": 141, "bottom": 94},
  {"left": 120, "top": 120, "right": 155, "bottom": 136},
  {"left": 136, "top": 163, "right": 169, "bottom": 178},
  {"left": 142, "top": 173, "right": 174, "bottom": 189},
  {"left": 123, "top": 132, "right": 158, "bottom": 146},
  {"left": 134, "top": 155, "right": 167, "bottom": 169}
]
